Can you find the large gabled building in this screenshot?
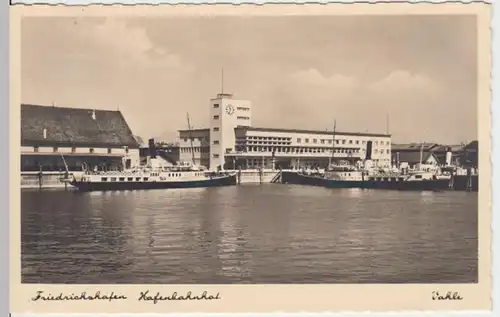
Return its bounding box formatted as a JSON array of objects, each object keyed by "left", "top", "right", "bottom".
[{"left": 21, "top": 104, "right": 140, "bottom": 172}]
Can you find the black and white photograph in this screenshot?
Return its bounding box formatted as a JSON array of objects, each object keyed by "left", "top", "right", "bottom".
[{"left": 12, "top": 3, "right": 491, "bottom": 312}]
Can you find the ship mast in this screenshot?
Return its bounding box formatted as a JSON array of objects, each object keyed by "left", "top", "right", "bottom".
[
  {"left": 186, "top": 112, "right": 196, "bottom": 166},
  {"left": 419, "top": 142, "right": 424, "bottom": 170},
  {"left": 328, "top": 119, "right": 337, "bottom": 167}
]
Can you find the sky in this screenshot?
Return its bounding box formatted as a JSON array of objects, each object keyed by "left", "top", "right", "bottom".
[{"left": 21, "top": 15, "right": 478, "bottom": 144}]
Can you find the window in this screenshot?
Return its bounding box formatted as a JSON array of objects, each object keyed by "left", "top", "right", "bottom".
[
  {"left": 101, "top": 177, "right": 108, "bottom": 181},
  {"left": 320, "top": 140, "right": 325, "bottom": 144},
  {"left": 237, "top": 116, "right": 250, "bottom": 120},
  {"left": 349, "top": 140, "right": 353, "bottom": 144},
  {"left": 213, "top": 140, "right": 220, "bottom": 145},
  {"left": 89, "top": 148, "right": 94, "bottom": 153},
  {"left": 386, "top": 149, "right": 390, "bottom": 154},
  {"left": 53, "top": 147, "right": 58, "bottom": 153},
  {"left": 125, "top": 146, "right": 129, "bottom": 154},
  {"left": 305, "top": 138, "right": 309, "bottom": 143},
  {"left": 107, "top": 148, "right": 112, "bottom": 154},
  {"left": 297, "top": 138, "right": 301, "bottom": 143},
  {"left": 328, "top": 140, "right": 332, "bottom": 144},
  {"left": 33, "top": 146, "right": 39, "bottom": 153},
  {"left": 213, "top": 154, "right": 220, "bottom": 158},
  {"left": 127, "top": 177, "right": 133, "bottom": 181},
  {"left": 119, "top": 177, "right": 125, "bottom": 181},
  {"left": 356, "top": 140, "right": 359, "bottom": 145},
  {"left": 342, "top": 140, "right": 346, "bottom": 144},
  {"left": 213, "top": 127, "right": 220, "bottom": 132},
  {"left": 213, "top": 115, "right": 220, "bottom": 120},
  {"left": 313, "top": 139, "right": 317, "bottom": 144},
  {"left": 213, "top": 104, "right": 220, "bottom": 108},
  {"left": 71, "top": 147, "right": 76, "bottom": 153}
]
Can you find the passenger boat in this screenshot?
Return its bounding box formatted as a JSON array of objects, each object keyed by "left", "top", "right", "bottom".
[
  {"left": 323, "top": 169, "right": 451, "bottom": 191},
  {"left": 70, "top": 167, "right": 237, "bottom": 192},
  {"left": 293, "top": 166, "right": 451, "bottom": 191}
]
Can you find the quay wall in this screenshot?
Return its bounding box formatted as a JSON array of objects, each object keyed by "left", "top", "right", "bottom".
[
  {"left": 21, "top": 172, "right": 75, "bottom": 190},
  {"left": 232, "top": 169, "right": 281, "bottom": 184}
]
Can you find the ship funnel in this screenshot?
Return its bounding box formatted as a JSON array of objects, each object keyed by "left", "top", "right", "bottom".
[
  {"left": 365, "top": 141, "right": 373, "bottom": 160},
  {"left": 445, "top": 147, "right": 452, "bottom": 166},
  {"left": 148, "top": 138, "right": 157, "bottom": 159}
]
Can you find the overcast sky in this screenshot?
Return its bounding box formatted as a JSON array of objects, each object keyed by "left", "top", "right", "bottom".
[{"left": 21, "top": 15, "right": 477, "bottom": 144}]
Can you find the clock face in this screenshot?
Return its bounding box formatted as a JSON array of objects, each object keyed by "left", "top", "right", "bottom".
[{"left": 225, "top": 104, "right": 235, "bottom": 116}]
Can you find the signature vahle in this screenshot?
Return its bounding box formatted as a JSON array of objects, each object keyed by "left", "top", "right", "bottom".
[{"left": 432, "top": 291, "right": 463, "bottom": 301}]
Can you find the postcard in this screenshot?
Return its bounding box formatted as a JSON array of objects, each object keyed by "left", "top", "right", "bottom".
[{"left": 10, "top": 2, "right": 492, "bottom": 313}]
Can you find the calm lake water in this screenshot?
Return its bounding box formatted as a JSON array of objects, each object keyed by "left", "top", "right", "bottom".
[{"left": 21, "top": 184, "right": 478, "bottom": 284}]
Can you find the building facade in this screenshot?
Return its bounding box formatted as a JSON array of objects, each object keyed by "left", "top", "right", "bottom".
[
  {"left": 173, "top": 93, "right": 392, "bottom": 170},
  {"left": 177, "top": 129, "right": 211, "bottom": 168},
  {"left": 209, "top": 93, "right": 252, "bottom": 168},
  {"left": 21, "top": 104, "right": 140, "bottom": 172},
  {"left": 229, "top": 127, "right": 391, "bottom": 169},
  {"left": 391, "top": 141, "right": 478, "bottom": 169}
]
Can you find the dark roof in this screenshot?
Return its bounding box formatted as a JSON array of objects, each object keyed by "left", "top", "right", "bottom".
[
  {"left": 21, "top": 104, "right": 139, "bottom": 148},
  {"left": 391, "top": 143, "right": 439, "bottom": 151},
  {"left": 464, "top": 140, "right": 478, "bottom": 151},
  {"left": 178, "top": 128, "right": 210, "bottom": 133},
  {"left": 235, "top": 126, "right": 391, "bottom": 138},
  {"left": 392, "top": 151, "right": 437, "bottom": 165}
]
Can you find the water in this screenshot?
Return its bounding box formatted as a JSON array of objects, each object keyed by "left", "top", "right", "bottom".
[{"left": 21, "top": 184, "right": 478, "bottom": 284}]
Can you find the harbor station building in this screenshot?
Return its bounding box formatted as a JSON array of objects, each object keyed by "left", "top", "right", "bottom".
[
  {"left": 21, "top": 104, "right": 140, "bottom": 172},
  {"left": 175, "top": 93, "right": 392, "bottom": 170}
]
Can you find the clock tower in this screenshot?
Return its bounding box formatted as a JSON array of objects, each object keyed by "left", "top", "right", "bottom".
[{"left": 209, "top": 93, "right": 252, "bottom": 170}]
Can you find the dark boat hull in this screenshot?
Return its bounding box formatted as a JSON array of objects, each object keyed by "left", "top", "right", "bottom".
[
  {"left": 283, "top": 171, "right": 451, "bottom": 191},
  {"left": 325, "top": 178, "right": 451, "bottom": 191},
  {"left": 71, "top": 174, "right": 237, "bottom": 192},
  {"left": 281, "top": 172, "right": 328, "bottom": 187}
]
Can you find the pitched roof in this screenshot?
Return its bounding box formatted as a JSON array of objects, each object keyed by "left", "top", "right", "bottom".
[
  {"left": 391, "top": 151, "right": 437, "bottom": 165},
  {"left": 391, "top": 143, "right": 439, "bottom": 151},
  {"left": 464, "top": 140, "right": 478, "bottom": 151},
  {"left": 21, "top": 104, "right": 139, "bottom": 148}
]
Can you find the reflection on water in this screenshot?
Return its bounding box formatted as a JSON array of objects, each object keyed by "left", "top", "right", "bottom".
[{"left": 21, "top": 185, "right": 478, "bottom": 284}]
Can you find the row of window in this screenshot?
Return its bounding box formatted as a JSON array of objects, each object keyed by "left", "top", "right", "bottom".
[
  {"left": 244, "top": 136, "right": 390, "bottom": 146},
  {"left": 180, "top": 147, "right": 209, "bottom": 153},
  {"left": 101, "top": 177, "right": 148, "bottom": 182},
  {"left": 212, "top": 104, "right": 250, "bottom": 111},
  {"left": 32, "top": 146, "right": 129, "bottom": 154},
  {"left": 212, "top": 114, "right": 250, "bottom": 120},
  {"left": 237, "top": 146, "right": 391, "bottom": 155},
  {"left": 100, "top": 172, "right": 200, "bottom": 183},
  {"left": 296, "top": 138, "right": 390, "bottom": 146}
]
